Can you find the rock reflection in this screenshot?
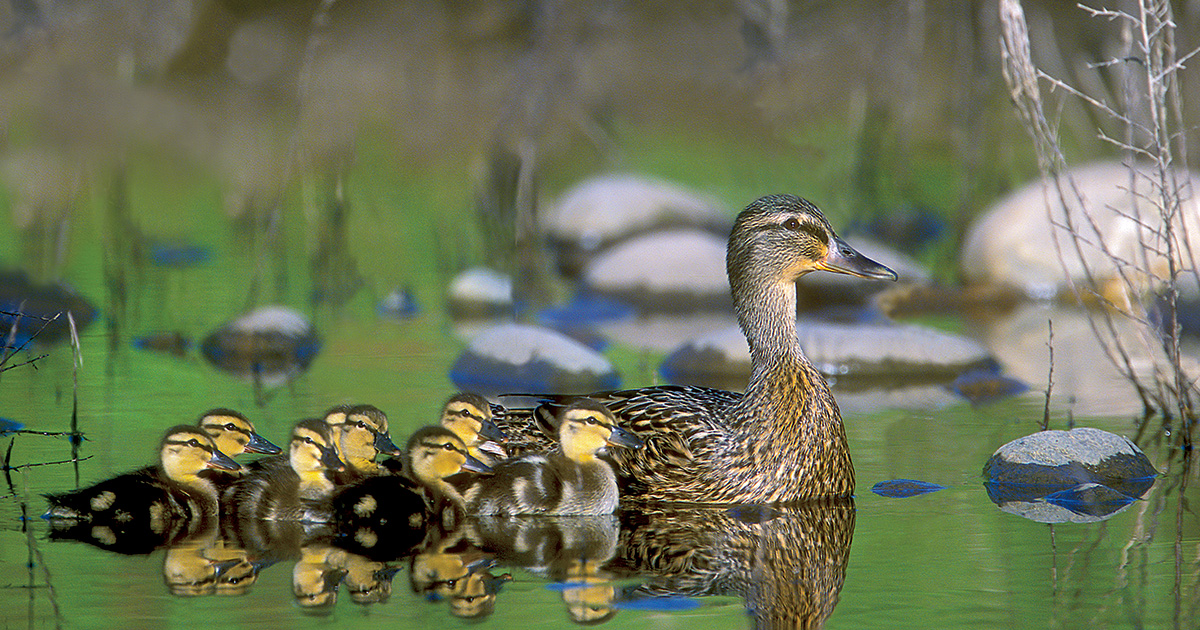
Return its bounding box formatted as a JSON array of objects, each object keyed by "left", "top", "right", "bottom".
[{"left": 46, "top": 499, "right": 854, "bottom": 627}]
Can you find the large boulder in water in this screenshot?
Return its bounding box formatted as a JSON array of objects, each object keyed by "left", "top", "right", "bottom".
[
  {"left": 961, "top": 161, "right": 1200, "bottom": 299},
  {"left": 0, "top": 270, "right": 98, "bottom": 346},
  {"left": 582, "top": 229, "right": 730, "bottom": 312},
  {"left": 450, "top": 324, "right": 619, "bottom": 395},
  {"left": 545, "top": 174, "right": 731, "bottom": 276},
  {"left": 983, "top": 427, "right": 1158, "bottom": 523}
]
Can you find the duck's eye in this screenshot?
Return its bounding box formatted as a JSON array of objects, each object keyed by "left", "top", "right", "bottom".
[
  {"left": 442, "top": 443, "right": 456, "bottom": 451},
  {"left": 186, "top": 439, "right": 201, "bottom": 447},
  {"left": 586, "top": 417, "right": 599, "bottom": 425},
  {"left": 783, "top": 218, "right": 801, "bottom": 231},
  {"left": 224, "top": 423, "right": 237, "bottom": 431}
]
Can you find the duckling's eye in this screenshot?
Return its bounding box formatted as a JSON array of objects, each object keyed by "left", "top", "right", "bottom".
[
  {"left": 585, "top": 417, "right": 599, "bottom": 425},
  {"left": 186, "top": 439, "right": 202, "bottom": 447},
  {"left": 442, "top": 443, "right": 456, "bottom": 451},
  {"left": 783, "top": 218, "right": 801, "bottom": 231},
  {"left": 224, "top": 423, "right": 237, "bottom": 431}
]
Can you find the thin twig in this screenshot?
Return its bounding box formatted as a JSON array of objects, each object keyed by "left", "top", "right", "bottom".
[{"left": 1043, "top": 320, "right": 1054, "bottom": 431}]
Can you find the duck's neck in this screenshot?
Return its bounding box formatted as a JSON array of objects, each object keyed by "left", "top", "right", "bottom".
[
  {"left": 729, "top": 275, "right": 855, "bottom": 499},
  {"left": 170, "top": 468, "right": 221, "bottom": 510},
  {"left": 297, "top": 469, "right": 336, "bottom": 498},
  {"left": 734, "top": 276, "right": 811, "bottom": 393}
]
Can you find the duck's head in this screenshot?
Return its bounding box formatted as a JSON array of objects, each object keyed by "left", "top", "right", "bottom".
[
  {"left": 439, "top": 393, "right": 507, "bottom": 446},
  {"left": 728, "top": 195, "right": 898, "bottom": 291},
  {"left": 557, "top": 399, "right": 642, "bottom": 462},
  {"left": 160, "top": 425, "right": 241, "bottom": 483},
  {"left": 406, "top": 426, "right": 492, "bottom": 484},
  {"left": 197, "top": 408, "right": 282, "bottom": 456},
  {"left": 289, "top": 419, "right": 346, "bottom": 476},
  {"left": 328, "top": 404, "right": 401, "bottom": 472}
]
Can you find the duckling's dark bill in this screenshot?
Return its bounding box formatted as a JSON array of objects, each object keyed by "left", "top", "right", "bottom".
[
  {"left": 373, "top": 430, "right": 402, "bottom": 457},
  {"left": 816, "top": 237, "right": 899, "bottom": 281},
  {"left": 607, "top": 426, "right": 644, "bottom": 449},
  {"left": 246, "top": 431, "right": 283, "bottom": 455},
  {"left": 208, "top": 448, "right": 242, "bottom": 472}
]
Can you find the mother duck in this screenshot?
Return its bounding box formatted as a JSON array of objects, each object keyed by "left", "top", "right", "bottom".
[{"left": 512, "top": 194, "right": 896, "bottom": 504}]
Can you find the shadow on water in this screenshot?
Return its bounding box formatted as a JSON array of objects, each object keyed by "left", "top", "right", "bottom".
[{"left": 41, "top": 500, "right": 854, "bottom": 628}]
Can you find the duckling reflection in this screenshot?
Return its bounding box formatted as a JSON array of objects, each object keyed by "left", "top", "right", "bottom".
[
  {"left": 329, "top": 549, "right": 400, "bottom": 605},
  {"left": 161, "top": 538, "right": 241, "bottom": 597},
  {"left": 612, "top": 500, "right": 855, "bottom": 629},
  {"left": 293, "top": 544, "right": 347, "bottom": 615},
  {"left": 410, "top": 529, "right": 511, "bottom": 621}
]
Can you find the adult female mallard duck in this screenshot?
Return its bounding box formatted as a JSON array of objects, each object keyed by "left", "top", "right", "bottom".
[
  {"left": 439, "top": 393, "right": 508, "bottom": 465},
  {"left": 228, "top": 418, "right": 346, "bottom": 523},
  {"left": 43, "top": 425, "right": 240, "bottom": 524},
  {"left": 502, "top": 195, "right": 896, "bottom": 503},
  {"left": 460, "top": 399, "right": 642, "bottom": 516},
  {"left": 322, "top": 404, "right": 402, "bottom": 479}
]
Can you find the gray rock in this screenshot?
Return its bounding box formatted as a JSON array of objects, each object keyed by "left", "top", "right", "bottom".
[
  {"left": 201, "top": 306, "right": 320, "bottom": 387},
  {"left": 546, "top": 174, "right": 731, "bottom": 276},
  {"left": 660, "top": 320, "right": 993, "bottom": 385},
  {"left": 983, "top": 427, "right": 1157, "bottom": 523},
  {"left": 582, "top": 229, "right": 731, "bottom": 311},
  {"left": 450, "top": 324, "right": 619, "bottom": 395},
  {"left": 447, "top": 267, "right": 513, "bottom": 319}
]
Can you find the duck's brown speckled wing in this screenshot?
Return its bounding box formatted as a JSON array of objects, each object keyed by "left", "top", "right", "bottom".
[{"left": 497, "top": 386, "right": 743, "bottom": 500}]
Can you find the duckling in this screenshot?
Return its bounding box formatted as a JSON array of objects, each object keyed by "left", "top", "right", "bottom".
[
  {"left": 43, "top": 426, "right": 240, "bottom": 550},
  {"left": 228, "top": 419, "right": 346, "bottom": 523},
  {"left": 439, "top": 393, "right": 508, "bottom": 465},
  {"left": 460, "top": 399, "right": 642, "bottom": 516},
  {"left": 197, "top": 408, "right": 282, "bottom": 459},
  {"left": 494, "top": 195, "right": 897, "bottom": 503},
  {"left": 323, "top": 403, "right": 402, "bottom": 479},
  {"left": 332, "top": 426, "right": 491, "bottom": 548},
  {"left": 196, "top": 408, "right": 281, "bottom": 489}
]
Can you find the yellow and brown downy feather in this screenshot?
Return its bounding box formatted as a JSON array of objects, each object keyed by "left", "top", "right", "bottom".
[
  {"left": 227, "top": 418, "right": 346, "bottom": 523},
  {"left": 323, "top": 403, "right": 402, "bottom": 481},
  {"left": 332, "top": 426, "right": 491, "bottom": 556},
  {"left": 196, "top": 408, "right": 281, "bottom": 489},
  {"left": 459, "top": 399, "right": 642, "bottom": 516},
  {"left": 43, "top": 425, "right": 241, "bottom": 551},
  {"left": 438, "top": 392, "right": 509, "bottom": 465},
  {"left": 498, "top": 195, "right": 896, "bottom": 504}
]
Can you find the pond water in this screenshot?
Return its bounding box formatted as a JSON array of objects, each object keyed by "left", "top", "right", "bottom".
[
  {"left": 0, "top": 171, "right": 1194, "bottom": 630},
  {"left": 1, "top": 2, "right": 1198, "bottom": 628}
]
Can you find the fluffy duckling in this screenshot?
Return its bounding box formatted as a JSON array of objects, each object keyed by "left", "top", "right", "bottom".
[
  {"left": 332, "top": 427, "right": 491, "bottom": 546},
  {"left": 439, "top": 393, "right": 508, "bottom": 465},
  {"left": 198, "top": 408, "right": 282, "bottom": 459},
  {"left": 228, "top": 419, "right": 346, "bottom": 523},
  {"left": 197, "top": 408, "right": 281, "bottom": 489},
  {"left": 43, "top": 426, "right": 240, "bottom": 527},
  {"left": 460, "top": 400, "right": 642, "bottom": 516},
  {"left": 323, "top": 404, "right": 402, "bottom": 479}
]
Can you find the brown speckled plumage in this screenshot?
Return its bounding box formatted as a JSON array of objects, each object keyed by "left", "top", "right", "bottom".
[{"left": 500, "top": 195, "right": 895, "bottom": 504}]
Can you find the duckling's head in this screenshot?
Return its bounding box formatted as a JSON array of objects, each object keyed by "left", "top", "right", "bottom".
[
  {"left": 439, "top": 393, "right": 507, "bottom": 446},
  {"left": 331, "top": 405, "right": 401, "bottom": 472},
  {"left": 197, "top": 408, "right": 282, "bottom": 457},
  {"left": 289, "top": 419, "right": 346, "bottom": 476},
  {"left": 557, "top": 399, "right": 642, "bottom": 462},
  {"left": 406, "top": 426, "right": 492, "bottom": 484},
  {"left": 160, "top": 425, "right": 241, "bottom": 484},
  {"left": 728, "top": 195, "right": 898, "bottom": 293}
]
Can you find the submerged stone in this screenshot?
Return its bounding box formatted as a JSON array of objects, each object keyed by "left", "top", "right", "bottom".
[
  {"left": 583, "top": 229, "right": 730, "bottom": 311},
  {"left": 201, "top": 306, "right": 320, "bottom": 387},
  {"left": 450, "top": 323, "right": 619, "bottom": 394},
  {"left": 983, "top": 427, "right": 1157, "bottom": 523},
  {"left": 660, "top": 320, "right": 993, "bottom": 386},
  {"left": 545, "top": 174, "right": 730, "bottom": 276},
  {"left": 950, "top": 362, "right": 1030, "bottom": 406},
  {"left": 132, "top": 331, "right": 191, "bottom": 357},
  {"left": 870, "top": 479, "right": 947, "bottom": 498},
  {"left": 148, "top": 243, "right": 210, "bottom": 268}
]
